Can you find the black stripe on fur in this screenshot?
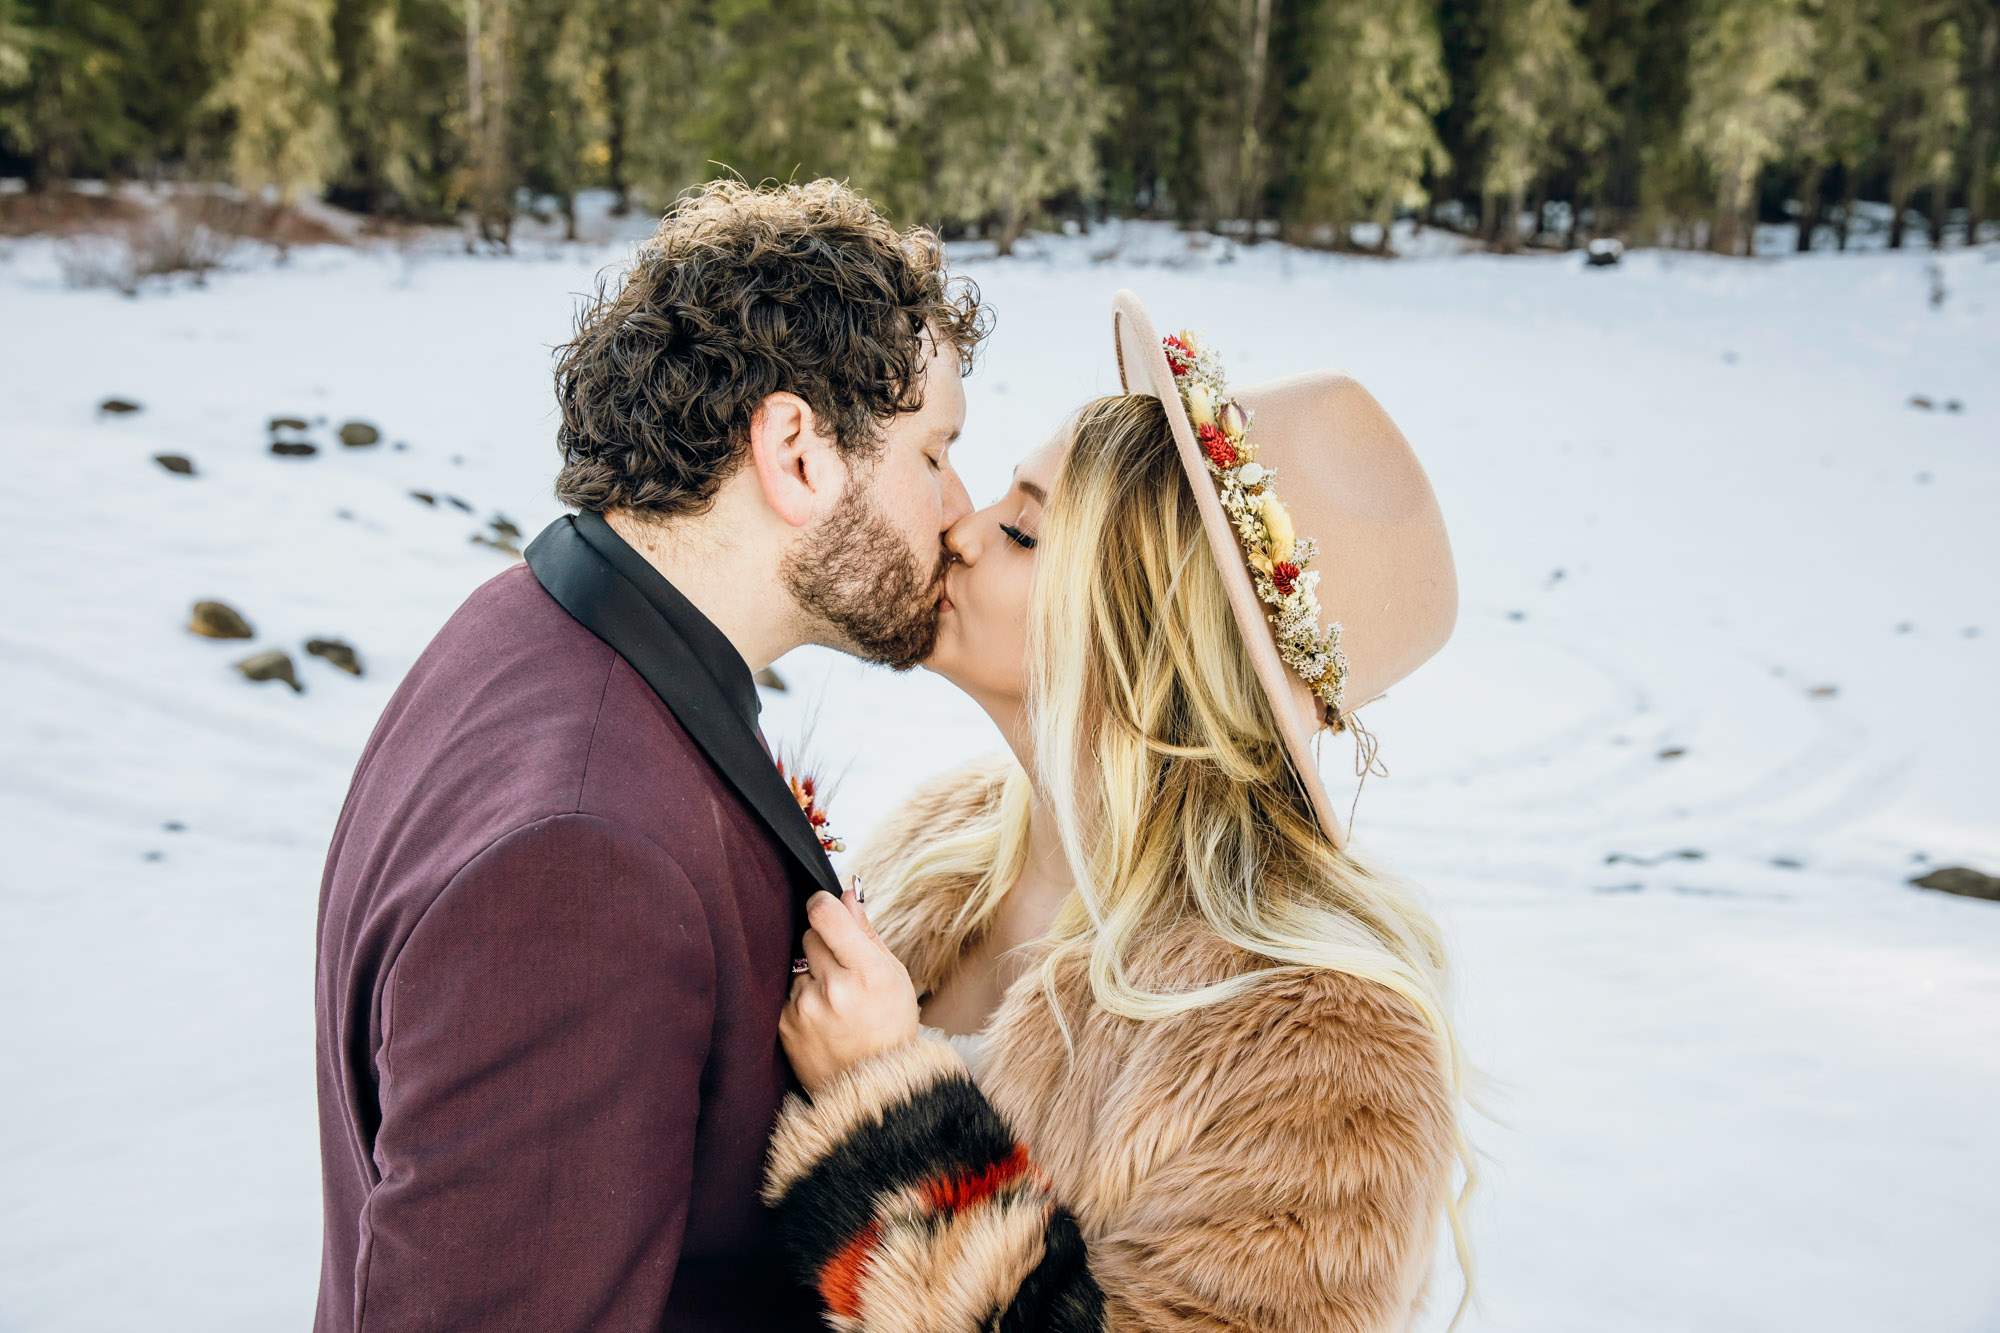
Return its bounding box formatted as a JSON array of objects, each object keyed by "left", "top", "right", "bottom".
[
  {"left": 997, "top": 1206, "right": 1105, "bottom": 1333},
  {"left": 770, "top": 1072, "right": 1023, "bottom": 1282}
]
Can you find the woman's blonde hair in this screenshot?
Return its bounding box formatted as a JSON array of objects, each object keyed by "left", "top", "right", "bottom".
[{"left": 881, "top": 394, "right": 1475, "bottom": 1319}]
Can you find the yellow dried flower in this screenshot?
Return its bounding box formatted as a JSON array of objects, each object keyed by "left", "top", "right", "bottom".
[
  {"left": 1260, "top": 493, "right": 1295, "bottom": 562},
  {"left": 1186, "top": 384, "right": 1218, "bottom": 428}
]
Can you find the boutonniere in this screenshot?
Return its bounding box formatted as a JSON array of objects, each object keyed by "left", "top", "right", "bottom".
[{"left": 775, "top": 755, "right": 844, "bottom": 855}]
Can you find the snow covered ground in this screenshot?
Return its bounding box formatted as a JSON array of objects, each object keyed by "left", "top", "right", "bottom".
[{"left": 2, "top": 220, "right": 1996, "bottom": 1332}]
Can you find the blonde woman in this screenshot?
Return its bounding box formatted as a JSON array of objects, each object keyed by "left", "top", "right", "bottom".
[{"left": 767, "top": 292, "right": 1472, "bottom": 1332}]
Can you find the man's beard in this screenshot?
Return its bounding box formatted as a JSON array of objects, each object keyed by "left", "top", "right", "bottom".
[{"left": 782, "top": 484, "right": 948, "bottom": 671}]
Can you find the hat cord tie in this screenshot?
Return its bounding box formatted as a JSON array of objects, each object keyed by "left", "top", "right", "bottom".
[{"left": 1335, "top": 710, "right": 1390, "bottom": 839}]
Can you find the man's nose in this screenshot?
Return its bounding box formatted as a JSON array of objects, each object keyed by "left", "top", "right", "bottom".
[{"left": 939, "top": 466, "right": 974, "bottom": 532}]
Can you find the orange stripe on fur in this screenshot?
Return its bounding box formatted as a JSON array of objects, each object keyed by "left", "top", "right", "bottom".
[
  {"left": 919, "top": 1143, "right": 1035, "bottom": 1215},
  {"left": 818, "top": 1219, "right": 882, "bottom": 1319}
]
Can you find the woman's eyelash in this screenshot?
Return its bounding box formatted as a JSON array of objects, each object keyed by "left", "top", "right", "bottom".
[{"left": 999, "top": 522, "right": 1038, "bottom": 551}]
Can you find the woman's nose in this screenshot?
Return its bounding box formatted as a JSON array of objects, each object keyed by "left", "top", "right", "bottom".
[{"left": 943, "top": 509, "right": 981, "bottom": 565}]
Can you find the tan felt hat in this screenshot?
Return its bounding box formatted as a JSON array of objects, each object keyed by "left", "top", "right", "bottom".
[{"left": 1110, "top": 289, "right": 1457, "bottom": 850}]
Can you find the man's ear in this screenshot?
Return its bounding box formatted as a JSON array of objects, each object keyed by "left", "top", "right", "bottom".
[{"left": 746, "top": 392, "right": 841, "bottom": 530}]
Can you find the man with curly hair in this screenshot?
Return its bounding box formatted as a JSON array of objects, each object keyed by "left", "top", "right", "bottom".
[{"left": 313, "top": 179, "right": 988, "bottom": 1333}]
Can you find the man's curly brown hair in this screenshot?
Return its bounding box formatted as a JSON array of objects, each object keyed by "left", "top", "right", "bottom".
[{"left": 552, "top": 179, "right": 989, "bottom": 517}]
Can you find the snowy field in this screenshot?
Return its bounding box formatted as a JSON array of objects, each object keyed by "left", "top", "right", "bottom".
[{"left": 2, "top": 220, "right": 1997, "bottom": 1332}]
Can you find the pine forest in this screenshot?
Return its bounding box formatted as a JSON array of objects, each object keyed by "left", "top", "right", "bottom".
[{"left": 1, "top": 0, "right": 1995, "bottom": 252}]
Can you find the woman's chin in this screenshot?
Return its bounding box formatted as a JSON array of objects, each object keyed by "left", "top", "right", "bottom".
[{"left": 918, "top": 644, "right": 956, "bottom": 680}]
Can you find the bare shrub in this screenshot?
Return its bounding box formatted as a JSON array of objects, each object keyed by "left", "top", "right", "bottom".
[{"left": 56, "top": 193, "right": 263, "bottom": 294}]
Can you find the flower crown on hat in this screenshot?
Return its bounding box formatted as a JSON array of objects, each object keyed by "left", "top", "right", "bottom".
[{"left": 1162, "top": 330, "right": 1349, "bottom": 722}]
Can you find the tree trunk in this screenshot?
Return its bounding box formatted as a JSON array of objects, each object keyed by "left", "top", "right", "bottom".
[
  {"left": 1499, "top": 185, "right": 1524, "bottom": 251},
  {"left": 1969, "top": 7, "right": 1998, "bottom": 244},
  {"left": 604, "top": 21, "right": 630, "bottom": 216},
  {"left": 1796, "top": 161, "right": 1823, "bottom": 252},
  {"left": 1836, "top": 168, "right": 1858, "bottom": 249},
  {"left": 1712, "top": 174, "right": 1740, "bottom": 256},
  {"left": 1969, "top": 117, "right": 1993, "bottom": 245},
  {"left": 994, "top": 209, "right": 1026, "bottom": 257},
  {"left": 466, "top": 0, "right": 483, "bottom": 172},
  {"left": 1235, "top": 0, "right": 1274, "bottom": 236},
  {"left": 1928, "top": 178, "right": 1948, "bottom": 249},
  {"left": 1887, "top": 150, "right": 1912, "bottom": 249}
]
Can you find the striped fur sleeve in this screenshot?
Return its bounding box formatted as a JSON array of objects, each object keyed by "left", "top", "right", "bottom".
[{"left": 763, "top": 1038, "right": 1104, "bottom": 1332}]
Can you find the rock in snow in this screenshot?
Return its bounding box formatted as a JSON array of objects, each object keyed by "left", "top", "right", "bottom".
[
  {"left": 188, "top": 600, "right": 253, "bottom": 639},
  {"left": 1911, "top": 866, "right": 2000, "bottom": 902},
  {"left": 304, "top": 638, "right": 363, "bottom": 676},
  {"left": 153, "top": 454, "right": 196, "bottom": 475},
  {"left": 233, "top": 650, "right": 301, "bottom": 692},
  {"left": 337, "top": 421, "right": 381, "bottom": 447},
  {"left": 469, "top": 532, "right": 521, "bottom": 558}
]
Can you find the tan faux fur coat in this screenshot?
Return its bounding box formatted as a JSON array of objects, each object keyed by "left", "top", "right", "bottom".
[{"left": 764, "top": 758, "right": 1458, "bottom": 1332}]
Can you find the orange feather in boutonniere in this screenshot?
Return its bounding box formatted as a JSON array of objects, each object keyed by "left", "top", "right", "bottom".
[{"left": 775, "top": 756, "right": 845, "bottom": 854}]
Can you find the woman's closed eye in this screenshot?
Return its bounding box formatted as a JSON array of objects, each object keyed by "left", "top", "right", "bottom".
[{"left": 999, "top": 522, "right": 1038, "bottom": 551}]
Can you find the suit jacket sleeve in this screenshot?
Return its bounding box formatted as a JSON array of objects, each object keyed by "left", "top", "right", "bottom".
[{"left": 353, "top": 813, "right": 717, "bottom": 1332}]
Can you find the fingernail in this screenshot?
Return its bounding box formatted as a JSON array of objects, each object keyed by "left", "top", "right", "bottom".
[{"left": 791, "top": 957, "right": 810, "bottom": 974}]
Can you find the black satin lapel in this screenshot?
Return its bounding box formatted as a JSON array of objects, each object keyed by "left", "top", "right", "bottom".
[{"left": 525, "top": 516, "right": 842, "bottom": 899}]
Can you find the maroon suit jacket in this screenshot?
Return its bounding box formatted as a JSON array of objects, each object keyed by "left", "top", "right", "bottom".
[{"left": 315, "top": 513, "right": 837, "bottom": 1331}]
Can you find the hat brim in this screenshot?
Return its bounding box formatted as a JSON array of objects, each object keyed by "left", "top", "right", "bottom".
[{"left": 1110, "top": 290, "right": 1351, "bottom": 851}]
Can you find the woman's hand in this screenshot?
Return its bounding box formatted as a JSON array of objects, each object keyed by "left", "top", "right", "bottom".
[{"left": 780, "top": 887, "right": 921, "bottom": 1096}]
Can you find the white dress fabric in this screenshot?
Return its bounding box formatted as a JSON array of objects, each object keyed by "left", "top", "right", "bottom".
[{"left": 919, "top": 1023, "right": 990, "bottom": 1082}]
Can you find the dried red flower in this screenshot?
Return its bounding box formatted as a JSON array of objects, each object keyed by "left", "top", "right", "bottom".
[
  {"left": 1198, "top": 424, "right": 1237, "bottom": 469},
  {"left": 1272, "top": 560, "right": 1300, "bottom": 594},
  {"left": 1162, "top": 334, "right": 1194, "bottom": 376}
]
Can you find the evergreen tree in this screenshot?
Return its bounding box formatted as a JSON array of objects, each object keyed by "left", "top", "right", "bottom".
[
  {"left": 0, "top": 2, "right": 29, "bottom": 115},
  {"left": 1681, "top": 0, "right": 1811, "bottom": 253},
  {"left": 1097, "top": 0, "right": 1241, "bottom": 220},
  {"left": 1963, "top": 0, "right": 1998, "bottom": 242},
  {"left": 1470, "top": 0, "right": 1606, "bottom": 247},
  {"left": 1576, "top": 0, "right": 1694, "bottom": 234},
  {"left": 602, "top": 0, "right": 706, "bottom": 212},
  {"left": 1879, "top": 0, "right": 1967, "bottom": 246},
  {"left": 461, "top": 0, "right": 513, "bottom": 244},
  {"left": 902, "top": 0, "right": 1107, "bottom": 248},
  {"left": 205, "top": 0, "right": 344, "bottom": 201},
  {"left": 700, "top": 0, "right": 904, "bottom": 203},
  {"left": 0, "top": 0, "right": 148, "bottom": 188},
  {"left": 509, "top": 0, "right": 604, "bottom": 237},
  {"left": 326, "top": 0, "right": 468, "bottom": 218},
  {"left": 1787, "top": 0, "right": 1880, "bottom": 250},
  {"left": 1285, "top": 0, "right": 1450, "bottom": 247}
]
